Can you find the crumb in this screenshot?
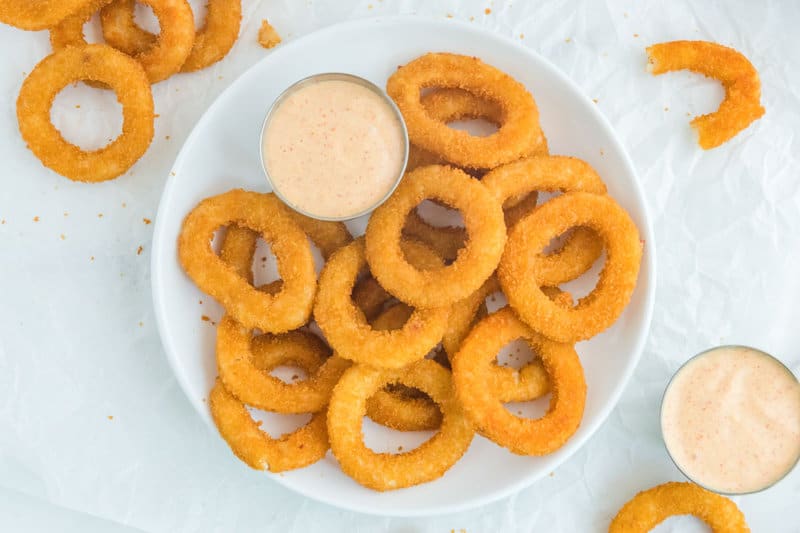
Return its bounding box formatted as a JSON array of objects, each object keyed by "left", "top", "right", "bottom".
[
  {"left": 549, "top": 472, "right": 554, "bottom": 477},
  {"left": 75, "top": 104, "right": 81, "bottom": 109},
  {"left": 60, "top": 234, "right": 65, "bottom": 240},
  {"left": 255, "top": 420, "right": 263, "bottom": 427},
  {"left": 121, "top": 203, "right": 127, "bottom": 208},
  {"left": 138, "top": 321, "right": 143, "bottom": 327},
  {"left": 592, "top": 98, "right": 598, "bottom": 104},
  {"left": 446, "top": 13, "right": 453, "bottom": 18},
  {"left": 291, "top": 374, "right": 299, "bottom": 380},
  {"left": 199, "top": 300, "right": 203, "bottom": 304},
  {"left": 170, "top": 172, "right": 176, "bottom": 177},
  {"left": 143, "top": 218, "right": 151, "bottom": 225},
  {"left": 107, "top": 415, "right": 113, "bottom": 420},
  {"left": 398, "top": 445, "right": 404, "bottom": 451},
  {"left": 368, "top": 3, "right": 373, "bottom": 8},
  {"left": 469, "top": 15, "right": 474, "bottom": 21},
  {"left": 153, "top": 114, "right": 160, "bottom": 119},
  {"left": 484, "top": 8, "right": 491, "bottom": 14},
  {"left": 600, "top": 149, "right": 605, "bottom": 156},
  {"left": 137, "top": 245, "right": 143, "bottom": 255},
  {"left": 687, "top": 112, "right": 691, "bottom": 116},
  {"left": 1, "top": 219, "right": 5, "bottom": 224},
  {"left": 98, "top": 213, "right": 103, "bottom": 218},
  {"left": 90, "top": 256, "right": 95, "bottom": 262},
  {"left": 519, "top": 33, "right": 524, "bottom": 39},
  {"left": 258, "top": 19, "right": 282, "bottom": 49},
  {"left": 217, "top": 75, "right": 223, "bottom": 80},
  {"left": 633, "top": 33, "right": 639, "bottom": 38},
  {"left": 565, "top": 37, "right": 571, "bottom": 43},
  {"left": 201, "top": 315, "right": 210, "bottom": 322},
  {"left": 165, "top": 135, "right": 170, "bottom": 140},
  {"left": 664, "top": 106, "right": 669, "bottom": 111},
  {"left": 517, "top": 410, "right": 523, "bottom": 415},
  {"left": 33, "top": 216, "right": 39, "bottom": 222},
  {"left": 261, "top": 256, "right": 267, "bottom": 262},
  {"left": 64, "top": 212, "right": 68, "bottom": 217}
]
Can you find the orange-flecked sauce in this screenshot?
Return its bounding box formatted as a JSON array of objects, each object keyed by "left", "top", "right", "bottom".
[
  {"left": 263, "top": 78, "right": 405, "bottom": 219},
  {"left": 661, "top": 346, "right": 800, "bottom": 493}
]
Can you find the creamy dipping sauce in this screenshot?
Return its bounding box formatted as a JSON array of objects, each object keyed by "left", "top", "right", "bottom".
[
  {"left": 262, "top": 77, "right": 406, "bottom": 219},
  {"left": 661, "top": 346, "right": 800, "bottom": 494}
]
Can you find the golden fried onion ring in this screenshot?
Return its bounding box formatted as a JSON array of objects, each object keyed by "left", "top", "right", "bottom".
[
  {"left": 101, "top": 0, "right": 242, "bottom": 72},
  {"left": 387, "top": 53, "right": 543, "bottom": 169},
  {"left": 0, "top": 0, "right": 91, "bottom": 31},
  {"left": 499, "top": 192, "right": 642, "bottom": 343},
  {"left": 610, "top": 482, "right": 750, "bottom": 532},
  {"left": 216, "top": 321, "right": 350, "bottom": 414},
  {"left": 482, "top": 155, "right": 607, "bottom": 286},
  {"left": 62, "top": 0, "right": 196, "bottom": 84},
  {"left": 366, "top": 165, "right": 507, "bottom": 308},
  {"left": 327, "top": 359, "right": 474, "bottom": 490},
  {"left": 209, "top": 378, "right": 329, "bottom": 472},
  {"left": 315, "top": 238, "right": 450, "bottom": 368},
  {"left": 178, "top": 190, "right": 316, "bottom": 333},
  {"left": 646, "top": 40, "right": 765, "bottom": 149},
  {"left": 452, "top": 307, "right": 586, "bottom": 455},
  {"left": 16, "top": 44, "right": 154, "bottom": 182}
]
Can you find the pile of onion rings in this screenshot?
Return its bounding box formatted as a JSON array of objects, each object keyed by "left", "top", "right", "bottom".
[
  {"left": 4, "top": 0, "right": 246, "bottom": 182},
  {"left": 610, "top": 482, "right": 750, "bottom": 532},
  {"left": 175, "top": 52, "right": 644, "bottom": 490},
  {"left": 646, "top": 40, "right": 764, "bottom": 149}
]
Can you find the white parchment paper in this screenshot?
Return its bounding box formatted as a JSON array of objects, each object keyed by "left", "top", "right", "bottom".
[{"left": 1, "top": 1, "right": 798, "bottom": 531}]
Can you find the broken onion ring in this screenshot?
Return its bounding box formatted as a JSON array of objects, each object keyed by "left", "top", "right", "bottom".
[{"left": 646, "top": 40, "right": 764, "bottom": 149}]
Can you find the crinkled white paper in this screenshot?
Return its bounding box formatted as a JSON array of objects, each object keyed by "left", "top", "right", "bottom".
[{"left": 1, "top": 0, "right": 798, "bottom": 531}]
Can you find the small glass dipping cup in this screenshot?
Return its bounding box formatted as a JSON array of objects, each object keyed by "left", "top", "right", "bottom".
[
  {"left": 660, "top": 344, "right": 800, "bottom": 495},
  {"left": 259, "top": 73, "right": 409, "bottom": 222}
]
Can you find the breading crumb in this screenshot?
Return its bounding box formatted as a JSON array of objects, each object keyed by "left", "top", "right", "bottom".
[{"left": 258, "top": 20, "right": 282, "bottom": 49}]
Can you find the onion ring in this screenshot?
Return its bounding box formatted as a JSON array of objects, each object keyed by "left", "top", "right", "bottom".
[
  {"left": 209, "top": 379, "right": 329, "bottom": 472},
  {"left": 101, "top": 0, "right": 242, "bottom": 73},
  {"left": 178, "top": 190, "right": 316, "bottom": 333},
  {"left": 387, "top": 53, "right": 541, "bottom": 169},
  {"left": 366, "top": 165, "right": 507, "bottom": 308},
  {"left": 482, "top": 155, "right": 608, "bottom": 285},
  {"left": 0, "top": 0, "right": 91, "bottom": 31},
  {"left": 452, "top": 307, "right": 586, "bottom": 455},
  {"left": 314, "top": 238, "right": 450, "bottom": 368},
  {"left": 327, "top": 359, "right": 474, "bottom": 490},
  {"left": 216, "top": 320, "right": 350, "bottom": 414},
  {"left": 70, "top": 0, "right": 196, "bottom": 84},
  {"left": 609, "top": 482, "right": 750, "bottom": 532},
  {"left": 499, "top": 192, "right": 642, "bottom": 343},
  {"left": 365, "top": 303, "right": 443, "bottom": 431},
  {"left": 420, "top": 88, "right": 548, "bottom": 162},
  {"left": 16, "top": 44, "right": 154, "bottom": 182},
  {"left": 646, "top": 40, "right": 764, "bottom": 149}
]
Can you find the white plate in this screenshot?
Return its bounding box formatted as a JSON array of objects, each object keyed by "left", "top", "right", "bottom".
[{"left": 151, "top": 16, "right": 656, "bottom": 517}]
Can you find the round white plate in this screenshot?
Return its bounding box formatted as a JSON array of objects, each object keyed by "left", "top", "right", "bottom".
[{"left": 151, "top": 16, "right": 656, "bottom": 517}]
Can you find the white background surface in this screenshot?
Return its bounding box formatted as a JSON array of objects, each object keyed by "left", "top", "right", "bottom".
[{"left": 0, "top": 0, "right": 798, "bottom": 531}]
